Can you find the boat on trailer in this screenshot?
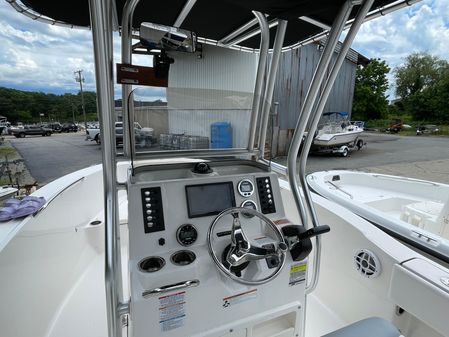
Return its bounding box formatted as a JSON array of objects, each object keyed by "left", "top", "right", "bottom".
[
  {"left": 312, "top": 112, "right": 364, "bottom": 156},
  {"left": 2, "top": 1, "right": 449, "bottom": 337}
]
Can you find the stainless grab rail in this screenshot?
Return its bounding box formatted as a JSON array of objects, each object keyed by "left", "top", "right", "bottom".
[
  {"left": 33, "top": 176, "right": 85, "bottom": 216},
  {"left": 325, "top": 181, "right": 354, "bottom": 199},
  {"left": 297, "top": 0, "right": 374, "bottom": 295},
  {"left": 258, "top": 20, "right": 288, "bottom": 159},
  {"left": 247, "top": 11, "right": 269, "bottom": 152},
  {"left": 142, "top": 280, "right": 200, "bottom": 298},
  {"left": 287, "top": 0, "right": 353, "bottom": 236}
]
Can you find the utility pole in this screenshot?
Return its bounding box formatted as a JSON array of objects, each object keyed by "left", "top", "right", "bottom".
[{"left": 74, "top": 69, "right": 87, "bottom": 131}]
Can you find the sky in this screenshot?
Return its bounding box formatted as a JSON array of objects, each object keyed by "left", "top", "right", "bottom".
[{"left": 0, "top": 0, "right": 448, "bottom": 100}]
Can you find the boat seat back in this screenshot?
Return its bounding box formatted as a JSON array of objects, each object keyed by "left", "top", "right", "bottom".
[{"left": 322, "top": 317, "right": 400, "bottom": 337}]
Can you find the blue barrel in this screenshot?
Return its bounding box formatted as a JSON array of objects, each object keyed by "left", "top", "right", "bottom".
[{"left": 210, "top": 122, "right": 232, "bottom": 149}]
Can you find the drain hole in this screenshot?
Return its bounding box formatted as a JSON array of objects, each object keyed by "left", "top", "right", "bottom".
[
  {"left": 139, "top": 256, "right": 165, "bottom": 272},
  {"left": 90, "top": 220, "right": 102, "bottom": 226},
  {"left": 171, "top": 250, "right": 196, "bottom": 266}
]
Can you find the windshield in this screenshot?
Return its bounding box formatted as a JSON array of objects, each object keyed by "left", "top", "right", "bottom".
[{"left": 126, "top": 86, "right": 254, "bottom": 153}]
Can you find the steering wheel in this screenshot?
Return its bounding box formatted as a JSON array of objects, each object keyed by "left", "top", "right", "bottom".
[{"left": 207, "top": 207, "right": 288, "bottom": 285}]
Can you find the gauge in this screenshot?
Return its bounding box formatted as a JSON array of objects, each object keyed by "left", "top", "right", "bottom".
[
  {"left": 240, "top": 200, "right": 258, "bottom": 218},
  {"left": 176, "top": 224, "right": 198, "bottom": 246},
  {"left": 238, "top": 179, "right": 254, "bottom": 197}
]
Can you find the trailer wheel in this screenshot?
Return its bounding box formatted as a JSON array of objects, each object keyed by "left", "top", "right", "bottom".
[
  {"left": 356, "top": 139, "right": 364, "bottom": 150},
  {"left": 341, "top": 147, "right": 349, "bottom": 157}
]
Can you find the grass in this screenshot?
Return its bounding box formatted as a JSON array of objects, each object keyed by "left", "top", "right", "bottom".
[{"left": 0, "top": 146, "right": 17, "bottom": 157}]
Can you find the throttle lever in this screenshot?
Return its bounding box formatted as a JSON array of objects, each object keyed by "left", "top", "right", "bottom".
[
  {"left": 297, "top": 225, "right": 330, "bottom": 241},
  {"left": 282, "top": 224, "right": 330, "bottom": 261}
]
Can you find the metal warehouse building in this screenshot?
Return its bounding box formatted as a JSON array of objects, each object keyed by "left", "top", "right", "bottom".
[{"left": 128, "top": 42, "right": 367, "bottom": 154}]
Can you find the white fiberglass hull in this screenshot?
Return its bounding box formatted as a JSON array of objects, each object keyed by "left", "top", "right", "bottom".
[
  {"left": 1, "top": 163, "right": 448, "bottom": 337},
  {"left": 307, "top": 170, "right": 449, "bottom": 261},
  {"left": 313, "top": 129, "right": 363, "bottom": 147}
]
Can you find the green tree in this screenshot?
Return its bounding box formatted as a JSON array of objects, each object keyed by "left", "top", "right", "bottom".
[
  {"left": 0, "top": 87, "right": 98, "bottom": 123},
  {"left": 394, "top": 53, "right": 449, "bottom": 121},
  {"left": 394, "top": 52, "right": 448, "bottom": 99},
  {"left": 352, "top": 58, "right": 390, "bottom": 120}
]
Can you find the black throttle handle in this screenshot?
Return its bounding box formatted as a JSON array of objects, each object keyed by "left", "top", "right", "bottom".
[
  {"left": 297, "top": 225, "right": 330, "bottom": 241},
  {"left": 282, "top": 225, "right": 330, "bottom": 261}
]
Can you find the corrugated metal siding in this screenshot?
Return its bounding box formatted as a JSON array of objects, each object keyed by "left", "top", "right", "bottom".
[
  {"left": 168, "top": 44, "right": 257, "bottom": 105},
  {"left": 164, "top": 43, "right": 357, "bottom": 150},
  {"left": 273, "top": 43, "right": 357, "bottom": 130},
  {"left": 166, "top": 45, "right": 257, "bottom": 148}
]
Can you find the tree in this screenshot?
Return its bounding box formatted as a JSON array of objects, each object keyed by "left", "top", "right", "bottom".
[
  {"left": 394, "top": 53, "right": 449, "bottom": 121},
  {"left": 394, "top": 52, "right": 449, "bottom": 99},
  {"left": 0, "top": 87, "right": 98, "bottom": 123},
  {"left": 352, "top": 58, "right": 390, "bottom": 120}
]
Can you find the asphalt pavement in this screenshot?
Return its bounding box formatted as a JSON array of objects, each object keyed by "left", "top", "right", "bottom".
[
  {"left": 276, "top": 132, "right": 449, "bottom": 184},
  {"left": 9, "top": 132, "right": 102, "bottom": 185},
  {"left": 8, "top": 131, "right": 449, "bottom": 185}
]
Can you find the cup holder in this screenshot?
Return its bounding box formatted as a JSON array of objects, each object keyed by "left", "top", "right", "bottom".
[
  {"left": 139, "top": 256, "right": 165, "bottom": 273},
  {"left": 171, "top": 250, "right": 196, "bottom": 266}
]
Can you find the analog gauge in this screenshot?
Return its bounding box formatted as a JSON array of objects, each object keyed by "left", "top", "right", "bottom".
[
  {"left": 176, "top": 224, "right": 198, "bottom": 246},
  {"left": 240, "top": 200, "right": 258, "bottom": 218},
  {"left": 238, "top": 179, "right": 254, "bottom": 197}
]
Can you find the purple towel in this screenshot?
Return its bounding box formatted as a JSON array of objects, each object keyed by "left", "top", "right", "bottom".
[{"left": 0, "top": 196, "right": 46, "bottom": 222}]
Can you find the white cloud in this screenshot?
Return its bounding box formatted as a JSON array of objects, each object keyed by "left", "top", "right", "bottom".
[
  {"left": 352, "top": 0, "right": 449, "bottom": 99},
  {"left": 0, "top": 0, "right": 447, "bottom": 101}
]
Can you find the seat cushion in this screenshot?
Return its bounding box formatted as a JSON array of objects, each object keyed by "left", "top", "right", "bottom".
[{"left": 322, "top": 317, "right": 400, "bottom": 337}]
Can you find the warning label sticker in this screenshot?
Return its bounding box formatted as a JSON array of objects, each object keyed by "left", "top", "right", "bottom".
[
  {"left": 289, "top": 262, "right": 307, "bottom": 286},
  {"left": 222, "top": 289, "right": 258, "bottom": 308},
  {"left": 159, "top": 291, "right": 186, "bottom": 332}
]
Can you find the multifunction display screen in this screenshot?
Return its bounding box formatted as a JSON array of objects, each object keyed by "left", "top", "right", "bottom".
[{"left": 185, "top": 182, "right": 235, "bottom": 218}]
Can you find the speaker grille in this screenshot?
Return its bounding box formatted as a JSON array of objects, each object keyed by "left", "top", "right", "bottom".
[{"left": 354, "top": 249, "right": 381, "bottom": 278}]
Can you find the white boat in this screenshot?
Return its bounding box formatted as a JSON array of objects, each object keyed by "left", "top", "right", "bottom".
[
  {"left": 0, "top": 186, "right": 17, "bottom": 202},
  {"left": 307, "top": 170, "right": 449, "bottom": 262},
  {"left": 313, "top": 112, "right": 364, "bottom": 148},
  {"left": 2, "top": 1, "right": 449, "bottom": 337}
]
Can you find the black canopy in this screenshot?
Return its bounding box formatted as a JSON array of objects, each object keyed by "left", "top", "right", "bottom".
[{"left": 21, "top": 0, "right": 398, "bottom": 48}]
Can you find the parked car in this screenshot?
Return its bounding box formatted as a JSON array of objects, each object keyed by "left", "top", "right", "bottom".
[
  {"left": 62, "top": 122, "right": 78, "bottom": 132},
  {"left": 87, "top": 122, "right": 155, "bottom": 147},
  {"left": 11, "top": 125, "right": 52, "bottom": 138},
  {"left": 44, "top": 122, "right": 63, "bottom": 133}
]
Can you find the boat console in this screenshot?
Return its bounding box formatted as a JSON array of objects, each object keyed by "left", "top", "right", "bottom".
[{"left": 127, "top": 160, "right": 317, "bottom": 337}]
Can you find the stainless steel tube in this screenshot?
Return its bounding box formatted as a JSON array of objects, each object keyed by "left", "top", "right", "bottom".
[
  {"left": 121, "top": 0, "right": 141, "bottom": 158},
  {"left": 283, "top": 0, "right": 422, "bottom": 51},
  {"left": 223, "top": 20, "right": 279, "bottom": 48},
  {"left": 300, "top": 0, "right": 375, "bottom": 295},
  {"left": 173, "top": 0, "right": 197, "bottom": 27},
  {"left": 258, "top": 20, "right": 287, "bottom": 159},
  {"left": 88, "top": 0, "right": 123, "bottom": 337},
  {"left": 286, "top": 0, "right": 354, "bottom": 227},
  {"left": 247, "top": 11, "right": 270, "bottom": 152},
  {"left": 219, "top": 17, "right": 259, "bottom": 45}
]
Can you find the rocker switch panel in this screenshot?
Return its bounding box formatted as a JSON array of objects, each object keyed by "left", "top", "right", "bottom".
[
  {"left": 141, "top": 187, "right": 165, "bottom": 233},
  {"left": 256, "top": 177, "right": 276, "bottom": 214}
]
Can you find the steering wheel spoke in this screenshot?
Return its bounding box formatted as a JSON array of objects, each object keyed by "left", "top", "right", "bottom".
[{"left": 207, "top": 207, "right": 287, "bottom": 285}]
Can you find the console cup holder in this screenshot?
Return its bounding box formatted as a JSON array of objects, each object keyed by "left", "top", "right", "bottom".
[
  {"left": 139, "top": 256, "right": 165, "bottom": 273},
  {"left": 171, "top": 250, "right": 196, "bottom": 266}
]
